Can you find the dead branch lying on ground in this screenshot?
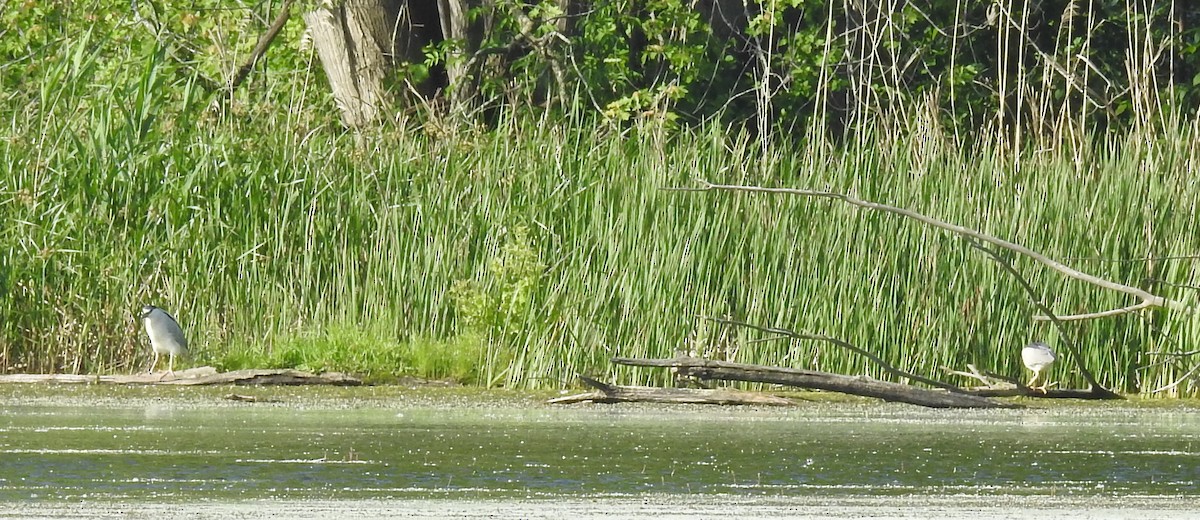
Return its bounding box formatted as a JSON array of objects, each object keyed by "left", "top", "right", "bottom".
[
  {"left": 0, "top": 367, "right": 362, "bottom": 386},
  {"left": 942, "top": 364, "right": 1021, "bottom": 389},
  {"left": 700, "top": 315, "right": 963, "bottom": 392},
  {"left": 612, "top": 356, "right": 1018, "bottom": 409},
  {"left": 679, "top": 181, "right": 1184, "bottom": 321},
  {"left": 941, "top": 364, "right": 1119, "bottom": 399},
  {"left": 547, "top": 375, "right": 795, "bottom": 406}
]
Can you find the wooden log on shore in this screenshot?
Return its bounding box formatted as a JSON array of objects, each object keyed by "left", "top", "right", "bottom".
[
  {"left": 613, "top": 356, "right": 1018, "bottom": 409},
  {"left": 548, "top": 375, "right": 795, "bottom": 406},
  {"left": 943, "top": 365, "right": 1125, "bottom": 400},
  {"left": 0, "top": 367, "right": 362, "bottom": 386},
  {"left": 224, "top": 393, "right": 284, "bottom": 403},
  {"left": 959, "top": 386, "right": 1123, "bottom": 399}
]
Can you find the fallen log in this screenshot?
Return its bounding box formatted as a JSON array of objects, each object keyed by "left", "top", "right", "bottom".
[
  {"left": 0, "top": 367, "right": 362, "bottom": 386},
  {"left": 165, "top": 368, "right": 362, "bottom": 386},
  {"left": 548, "top": 375, "right": 795, "bottom": 406},
  {"left": 958, "top": 386, "right": 1123, "bottom": 399},
  {"left": 613, "top": 356, "right": 1018, "bottom": 409},
  {"left": 224, "top": 393, "right": 284, "bottom": 403},
  {"left": 942, "top": 364, "right": 1122, "bottom": 399}
]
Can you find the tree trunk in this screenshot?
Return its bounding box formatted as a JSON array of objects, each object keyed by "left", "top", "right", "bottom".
[
  {"left": 302, "top": 0, "right": 400, "bottom": 127},
  {"left": 437, "top": 0, "right": 489, "bottom": 110},
  {"left": 303, "top": 1, "right": 587, "bottom": 119}
]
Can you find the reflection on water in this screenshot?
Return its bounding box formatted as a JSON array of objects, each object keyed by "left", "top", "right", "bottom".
[{"left": 0, "top": 392, "right": 1196, "bottom": 502}]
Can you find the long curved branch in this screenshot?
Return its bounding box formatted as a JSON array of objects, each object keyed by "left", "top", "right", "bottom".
[
  {"left": 1149, "top": 362, "right": 1200, "bottom": 394},
  {"left": 690, "top": 181, "right": 1184, "bottom": 320},
  {"left": 968, "top": 241, "right": 1119, "bottom": 397},
  {"left": 1037, "top": 301, "right": 1156, "bottom": 321}
]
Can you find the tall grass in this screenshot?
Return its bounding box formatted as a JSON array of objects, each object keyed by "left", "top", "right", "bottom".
[{"left": 2, "top": 31, "right": 1199, "bottom": 395}]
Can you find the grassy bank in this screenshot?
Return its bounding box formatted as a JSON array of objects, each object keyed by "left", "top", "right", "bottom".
[{"left": 3, "top": 37, "right": 1199, "bottom": 395}]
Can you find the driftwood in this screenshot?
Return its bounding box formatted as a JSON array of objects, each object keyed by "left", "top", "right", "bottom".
[
  {"left": 548, "top": 375, "right": 795, "bottom": 406},
  {"left": 614, "top": 356, "right": 1017, "bottom": 409},
  {"left": 700, "top": 316, "right": 963, "bottom": 392},
  {"left": 0, "top": 367, "right": 362, "bottom": 386},
  {"left": 699, "top": 316, "right": 1113, "bottom": 401},
  {"left": 224, "top": 393, "right": 284, "bottom": 403},
  {"left": 943, "top": 365, "right": 1120, "bottom": 399},
  {"left": 963, "top": 386, "right": 1125, "bottom": 399},
  {"left": 943, "top": 363, "right": 1025, "bottom": 395}
]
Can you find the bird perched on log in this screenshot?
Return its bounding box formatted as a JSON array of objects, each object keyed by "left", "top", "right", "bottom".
[
  {"left": 141, "top": 305, "right": 188, "bottom": 377},
  {"left": 1021, "top": 341, "right": 1056, "bottom": 393}
]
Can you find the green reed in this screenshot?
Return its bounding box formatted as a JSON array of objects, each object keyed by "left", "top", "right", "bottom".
[{"left": 2, "top": 38, "right": 1198, "bottom": 396}]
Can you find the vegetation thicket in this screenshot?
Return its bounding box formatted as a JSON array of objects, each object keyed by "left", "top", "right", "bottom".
[{"left": 2, "top": 1, "right": 1198, "bottom": 395}]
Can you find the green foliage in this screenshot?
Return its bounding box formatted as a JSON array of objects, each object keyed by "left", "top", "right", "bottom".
[
  {"left": 266, "top": 326, "right": 406, "bottom": 376},
  {"left": 403, "top": 333, "right": 487, "bottom": 384},
  {"left": 213, "top": 328, "right": 484, "bottom": 384},
  {"left": 3, "top": 0, "right": 1200, "bottom": 397},
  {"left": 10, "top": 1, "right": 1199, "bottom": 136},
  {"left": 10, "top": 68, "right": 1200, "bottom": 393},
  {"left": 451, "top": 225, "right": 544, "bottom": 336},
  {"left": 417, "top": 0, "right": 1200, "bottom": 135},
  {"left": 447, "top": 225, "right": 545, "bottom": 385},
  {"left": 601, "top": 84, "right": 687, "bottom": 125}
]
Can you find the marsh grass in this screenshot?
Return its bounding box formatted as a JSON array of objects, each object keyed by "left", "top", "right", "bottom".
[{"left": 2, "top": 32, "right": 1199, "bottom": 394}]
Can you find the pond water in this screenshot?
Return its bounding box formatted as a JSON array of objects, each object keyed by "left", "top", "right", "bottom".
[{"left": 0, "top": 385, "right": 1197, "bottom": 518}]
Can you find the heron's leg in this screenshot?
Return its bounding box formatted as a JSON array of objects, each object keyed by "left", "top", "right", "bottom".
[
  {"left": 157, "top": 355, "right": 176, "bottom": 381},
  {"left": 1028, "top": 369, "right": 1041, "bottom": 391},
  {"left": 1033, "top": 369, "right": 1050, "bottom": 394},
  {"left": 148, "top": 351, "right": 160, "bottom": 374}
]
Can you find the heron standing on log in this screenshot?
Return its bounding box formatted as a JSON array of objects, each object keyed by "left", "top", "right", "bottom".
[{"left": 1021, "top": 341, "right": 1056, "bottom": 393}]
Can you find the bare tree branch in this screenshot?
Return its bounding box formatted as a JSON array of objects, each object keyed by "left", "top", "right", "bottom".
[
  {"left": 1064, "top": 254, "right": 1200, "bottom": 264},
  {"left": 230, "top": 0, "right": 295, "bottom": 91},
  {"left": 1149, "top": 363, "right": 1200, "bottom": 394},
  {"left": 1144, "top": 349, "right": 1200, "bottom": 395},
  {"left": 942, "top": 363, "right": 1022, "bottom": 388},
  {"left": 1036, "top": 301, "right": 1157, "bottom": 321},
  {"left": 1146, "top": 349, "right": 1200, "bottom": 357},
  {"left": 967, "top": 239, "right": 1120, "bottom": 398},
  {"left": 612, "top": 356, "right": 1016, "bottom": 408},
  {"left": 687, "top": 181, "right": 1186, "bottom": 321},
  {"left": 700, "top": 315, "right": 964, "bottom": 392},
  {"left": 1144, "top": 278, "right": 1200, "bottom": 291}
]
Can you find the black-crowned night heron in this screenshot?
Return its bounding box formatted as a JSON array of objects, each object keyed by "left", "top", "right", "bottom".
[
  {"left": 1021, "top": 341, "right": 1056, "bottom": 393},
  {"left": 140, "top": 305, "right": 188, "bottom": 376}
]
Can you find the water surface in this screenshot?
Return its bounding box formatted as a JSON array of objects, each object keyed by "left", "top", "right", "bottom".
[{"left": 0, "top": 385, "right": 1196, "bottom": 516}]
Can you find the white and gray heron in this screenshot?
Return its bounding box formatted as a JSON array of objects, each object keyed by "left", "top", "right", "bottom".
[
  {"left": 141, "top": 305, "right": 188, "bottom": 376},
  {"left": 1021, "top": 341, "right": 1056, "bottom": 393}
]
